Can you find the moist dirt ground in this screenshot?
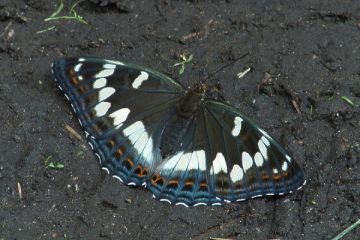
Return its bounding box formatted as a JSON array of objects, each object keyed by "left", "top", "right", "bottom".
[{"left": 1, "top": 0, "right": 360, "bottom": 239}]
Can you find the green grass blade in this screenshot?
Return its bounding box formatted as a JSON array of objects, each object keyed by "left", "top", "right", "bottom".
[
  {"left": 70, "top": 0, "right": 83, "bottom": 13},
  {"left": 186, "top": 54, "right": 193, "bottom": 63},
  {"left": 179, "top": 65, "right": 185, "bottom": 75},
  {"left": 48, "top": 0, "right": 64, "bottom": 19},
  {"left": 340, "top": 96, "right": 354, "bottom": 106},
  {"left": 36, "top": 26, "right": 56, "bottom": 34}
]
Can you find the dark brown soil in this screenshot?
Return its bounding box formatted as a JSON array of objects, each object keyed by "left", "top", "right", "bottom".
[{"left": 1, "top": 0, "right": 360, "bottom": 239}]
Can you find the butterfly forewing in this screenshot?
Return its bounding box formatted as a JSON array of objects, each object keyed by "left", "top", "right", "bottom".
[
  {"left": 52, "top": 57, "right": 184, "bottom": 185},
  {"left": 52, "top": 57, "right": 305, "bottom": 206},
  {"left": 204, "top": 100, "right": 305, "bottom": 201}
]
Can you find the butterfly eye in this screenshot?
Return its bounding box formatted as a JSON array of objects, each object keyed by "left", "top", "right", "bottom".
[{"left": 53, "top": 57, "right": 305, "bottom": 207}]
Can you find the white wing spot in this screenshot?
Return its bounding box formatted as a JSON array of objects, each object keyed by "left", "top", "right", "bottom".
[
  {"left": 93, "top": 78, "right": 107, "bottom": 89},
  {"left": 160, "top": 198, "right": 172, "bottom": 204},
  {"left": 258, "top": 139, "right": 268, "bottom": 160},
  {"left": 123, "top": 121, "right": 145, "bottom": 136},
  {"left": 193, "top": 202, "right": 207, "bottom": 207},
  {"left": 254, "top": 152, "right": 264, "bottom": 167},
  {"left": 95, "top": 69, "right": 115, "bottom": 78},
  {"left": 281, "top": 161, "right": 288, "bottom": 171},
  {"left": 236, "top": 198, "right": 246, "bottom": 202},
  {"left": 94, "top": 101, "right": 111, "bottom": 117},
  {"left": 259, "top": 128, "right": 271, "bottom": 139},
  {"left": 166, "top": 150, "right": 207, "bottom": 172},
  {"left": 105, "top": 59, "right": 125, "bottom": 65},
  {"left": 176, "top": 152, "right": 192, "bottom": 171},
  {"left": 174, "top": 150, "right": 207, "bottom": 171},
  {"left": 285, "top": 154, "right": 292, "bottom": 162},
  {"left": 78, "top": 58, "right": 85, "bottom": 62},
  {"left": 273, "top": 168, "right": 279, "bottom": 174},
  {"left": 212, "top": 202, "right": 222, "bottom": 206},
  {"left": 123, "top": 121, "right": 154, "bottom": 165},
  {"left": 242, "top": 152, "right": 253, "bottom": 172},
  {"left": 261, "top": 136, "right": 270, "bottom": 146},
  {"left": 113, "top": 175, "right": 124, "bottom": 183},
  {"left": 161, "top": 151, "right": 183, "bottom": 171},
  {"left": 195, "top": 150, "right": 206, "bottom": 171},
  {"left": 74, "top": 63, "right": 82, "bottom": 72},
  {"left": 175, "top": 202, "right": 189, "bottom": 207},
  {"left": 251, "top": 194, "right": 263, "bottom": 198},
  {"left": 230, "top": 164, "right": 244, "bottom": 183},
  {"left": 103, "top": 63, "right": 116, "bottom": 69},
  {"left": 134, "top": 132, "right": 151, "bottom": 156},
  {"left": 98, "top": 87, "right": 115, "bottom": 102},
  {"left": 110, "top": 108, "right": 130, "bottom": 127},
  {"left": 231, "top": 116, "right": 243, "bottom": 137},
  {"left": 132, "top": 71, "right": 149, "bottom": 89},
  {"left": 211, "top": 152, "right": 227, "bottom": 174}
]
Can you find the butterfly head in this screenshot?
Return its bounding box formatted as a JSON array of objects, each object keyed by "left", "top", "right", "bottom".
[{"left": 193, "top": 82, "right": 225, "bottom": 102}]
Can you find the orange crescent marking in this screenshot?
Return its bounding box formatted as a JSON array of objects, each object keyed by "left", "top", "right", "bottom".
[
  {"left": 140, "top": 168, "right": 148, "bottom": 177},
  {"left": 115, "top": 147, "right": 123, "bottom": 158},
  {"left": 262, "top": 175, "right": 270, "bottom": 181},
  {"left": 184, "top": 180, "right": 194, "bottom": 186},
  {"left": 151, "top": 174, "right": 164, "bottom": 186},
  {"left": 199, "top": 181, "right": 208, "bottom": 190},
  {"left": 135, "top": 164, "right": 149, "bottom": 177},
  {"left": 79, "top": 86, "right": 86, "bottom": 93},
  {"left": 272, "top": 174, "right": 281, "bottom": 180},
  {"left": 71, "top": 76, "right": 80, "bottom": 85},
  {"left": 107, "top": 139, "right": 116, "bottom": 148},
  {"left": 68, "top": 69, "right": 80, "bottom": 85},
  {"left": 168, "top": 180, "right": 179, "bottom": 186},
  {"left": 126, "top": 158, "right": 134, "bottom": 168}
]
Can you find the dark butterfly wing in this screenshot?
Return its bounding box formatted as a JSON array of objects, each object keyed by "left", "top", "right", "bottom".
[
  {"left": 53, "top": 57, "right": 305, "bottom": 206},
  {"left": 149, "top": 99, "right": 305, "bottom": 206},
  {"left": 203, "top": 100, "right": 305, "bottom": 203},
  {"left": 52, "top": 57, "right": 184, "bottom": 186}
]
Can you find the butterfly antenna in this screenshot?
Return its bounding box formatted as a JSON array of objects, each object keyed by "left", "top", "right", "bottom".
[{"left": 203, "top": 52, "right": 249, "bottom": 83}]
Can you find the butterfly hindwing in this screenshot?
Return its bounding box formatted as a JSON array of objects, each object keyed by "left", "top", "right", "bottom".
[
  {"left": 52, "top": 57, "right": 184, "bottom": 185},
  {"left": 148, "top": 99, "right": 305, "bottom": 206},
  {"left": 148, "top": 115, "right": 214, "bottom": 206}
]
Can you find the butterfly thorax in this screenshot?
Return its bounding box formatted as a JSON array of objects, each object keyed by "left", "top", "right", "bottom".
[{"left": 160, "top": 87, "right": 204, "bottom": 158}]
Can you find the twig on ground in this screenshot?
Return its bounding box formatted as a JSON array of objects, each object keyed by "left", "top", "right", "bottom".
[
  {"left": 64, "top": 124, "right": 82, "bottom": 141},
  {"left": 17, "top": 182, "right": 22, "bottom": 199},
  {"left": 237, "top": 67, "right": 251, "bottom": 79},
  {"left": 291, "top": 99, "right": 301, "bottom": 114}
]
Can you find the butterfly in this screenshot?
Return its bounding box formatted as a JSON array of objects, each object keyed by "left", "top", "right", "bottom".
[{"left": 52, "top": 57, "right": 305, "bottom": 207}]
